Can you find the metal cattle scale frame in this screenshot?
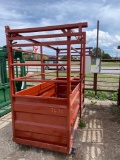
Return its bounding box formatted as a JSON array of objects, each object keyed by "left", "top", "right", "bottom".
[{"left": 5, "top": 22, "right": 88, "bottom": 154}]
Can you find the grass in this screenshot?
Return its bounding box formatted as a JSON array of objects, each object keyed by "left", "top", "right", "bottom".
[
  {"left": 85, "top": 90, "right": 117, "bottom": 101},
  {"left": 85, "top": 74, "right": 119, "bottom": 92},
  {"left": 90, "top": 101, "right": 97, "bottom": 106},
  {"left": 101, "top": 62, "right": 120, "bottom": 67},
  {"left": 111, "top": 103, "right": 120, "bottom": 117},
  {"left": 86, "top": 73, "right": 119, "bottom": 78},
  {"left": 26, "top": 72, "right": 119, "bottom": 101},
  {"left": 112, "top": 109, "right": 120, "bottom": 116},
  {"left": 78, "top": 119, "right": 86, "bottom": 128},
  {"left": 13, "top": 63, "right": 119, "bottom": 100}
]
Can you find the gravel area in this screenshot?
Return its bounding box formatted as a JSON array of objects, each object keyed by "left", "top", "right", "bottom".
[{"left": 0, "top": 99, "right": 120, "bottom": 160}]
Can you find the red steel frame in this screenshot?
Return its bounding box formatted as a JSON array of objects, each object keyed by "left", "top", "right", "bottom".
[{"left": 5, "top": 22, "right": 87, "bottom": 154}]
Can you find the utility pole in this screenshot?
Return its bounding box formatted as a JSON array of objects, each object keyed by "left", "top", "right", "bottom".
[
  {"left": 117, "top": 46, "right": 120, "bottom": 109},
  {"left": 94, "top": 20, "right": 99, "bottom": 95}
]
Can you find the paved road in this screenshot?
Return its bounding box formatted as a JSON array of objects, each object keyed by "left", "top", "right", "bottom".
[
  {"left": 27, "top": 66, "right": 120, "bottom": 75},
  {"left": 7, "top": 66, "right": 120, "bottom": 74},
  {"left": 100, "top": 69, "right": 120, "bottom": 74}
]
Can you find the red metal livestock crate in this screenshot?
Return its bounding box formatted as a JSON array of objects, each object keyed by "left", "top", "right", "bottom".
[{"left": 5, "top": 22, "right": 88, "bottom": 153}]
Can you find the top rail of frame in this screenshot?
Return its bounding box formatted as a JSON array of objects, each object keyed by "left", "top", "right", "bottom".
[{"left": 5, "top": 22, "right": 88, "bottom": 33}]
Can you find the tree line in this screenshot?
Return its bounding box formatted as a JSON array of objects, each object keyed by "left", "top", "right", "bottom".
[
  {"left": 92, "top": 48, "right": 112, "bottom": 59},
  {"left": 61, "top": 47, "right": 114, "bottom": 60}
]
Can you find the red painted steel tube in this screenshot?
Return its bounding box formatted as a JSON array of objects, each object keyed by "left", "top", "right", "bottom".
[
  {"left": 17, "top": 33, "right": 57, "bottom": 51},
  {"left": 67, "top": 28, "right": 71, "bottom": 153},
  {"left": 11, "top": 78, "right": 80, "bottom": 83},
  {"left": 9, "top": 32, "right": 81, "bottom": 40},
  {"left": 14, "top": 71, "right": 56, "bottom": 80},
  {"left": 60, "top": 47, "right": 93, "bottom": 50},
  {"left": 9, "top": 39, "right": 86, "bottom": 47},
  {"left": 40, "top": 46, "right": 45, "bottom": 80},
  {"left": 79, "top": 29, "right": 82, "bottom": 118},
  {"left": 12, "top": 94, "right": 67, "bottom": 101},
  {"left": 6, "top": 22, "right": 88, "bottom": 33},
  {"left": 71, "top": 47, "right": 80, "bottom": 53},
  {"left": 56, "top": 49, "right": 59, "bottom": 78},
  {"left": 11, "top": 63, "right": 67, "bottom": 66},
  {"left": 70, "top": 73, "right": 80, "bottom": 80},
  {"left": 13, "top": 47, "right": 51, "bottom": 57},
  {"left": 61, "top": 29, "right": 81, "bottom": 54},
  {"left": 70, "top": 29, "right": 82, "bottom": 41},
  {"left": 82, "top": 33, "right": 86, "bottom": 111},
  {"left": 42, "top": 71, "right": 58, "bottom": 74},
  {"left": 5, "top": 22, "right": 88, "bottom": 154}
]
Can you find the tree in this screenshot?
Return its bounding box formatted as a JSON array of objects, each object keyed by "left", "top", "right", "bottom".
[
  {"left": 24, "top": 49, "right": 34, "bottom": 60},
  {"left": 61, "top": 55, "right": 74, "bottom": 60},
  {"left": 92, "top": 47, "right": 104, "bottom": 57},
  {"left": 92, "top": 47, "right": 112, "bottom": 59},
  {"left": 43, "top": 55, "right": 49, "bottom": 60},
  {"left": 102, "top": 53, "right": 112, "bottom": 59}
]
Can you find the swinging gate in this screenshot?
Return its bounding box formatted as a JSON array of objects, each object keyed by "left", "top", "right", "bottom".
[
  {"left": 0, "top": 46, "right": 26, "bottom": 116},
  {"left": 5, "top": 22, "right": 87, "bottom": 153},
  {"left": 0, "top": 47, "right": 10, "bottom": 116}
]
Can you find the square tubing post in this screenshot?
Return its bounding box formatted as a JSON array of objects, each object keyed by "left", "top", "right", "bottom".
[
  {"left": 67, "top": 28, "right": 71, "bottom": 153},
  {"left": 79, "top": 25, "right": 83, "bottom": 118},
  {"left": 56, "top": 49, "right": 59, "bottom": 78},
  {"left": 82, "top": 33, "right": 86, "bottom": 106},
  {"left": 40, "top": 46, "right": 45, "bottom": 80}
]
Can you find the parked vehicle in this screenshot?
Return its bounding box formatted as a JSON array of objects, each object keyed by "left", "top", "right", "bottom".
[{"left": 44, "top": 61, "right": 66, "bottom": 70}]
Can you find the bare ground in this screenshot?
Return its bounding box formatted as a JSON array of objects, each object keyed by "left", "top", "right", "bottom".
[{"left": 0, "top": 99, "right": 120, "bottom": 160}]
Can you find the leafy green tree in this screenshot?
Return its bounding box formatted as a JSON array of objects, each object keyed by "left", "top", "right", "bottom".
[
  {"left": 61, "top": 55, "right": 74, "bottom": 60},
  {"left": 92, "top": 47, "right": 104, "bottom": 57},
  {"left": 92, "top": 47, "right": 111, "bottom": 59},
  {"left": 43, "top": 55, "right": 48, "bottom": 60},
  {"left": 102, "top": 53, "right": 111, "bottom": 59},
  {"left": 61, "top": 56, "right": 67, "bottom": 60}
]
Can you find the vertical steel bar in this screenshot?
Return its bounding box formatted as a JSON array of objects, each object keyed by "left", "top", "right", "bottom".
[
  {"left": 67, "top": 28, "right": 71, "bottom": 153},
  {"left": 56, "top": 49, "right": 59, "bottom": 78},
  {"left": 79, "top": 25, "right": 83, "bottom": 118},
  {"left": 15, "top": 59, "right": 18, "bottom": 78},
  {"left": 40, "top": 46, "right": 45, "bottom": 80},
  {"left": 82, "top": 32, "right": 86, "bottom": 109},
  {"left": 55, "top": 49, "right": 59, "bottom": 97}
]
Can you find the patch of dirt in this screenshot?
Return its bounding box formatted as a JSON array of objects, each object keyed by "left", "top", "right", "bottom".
[{"left": 73, "top": 98, "right": 120, "bottom": 160}]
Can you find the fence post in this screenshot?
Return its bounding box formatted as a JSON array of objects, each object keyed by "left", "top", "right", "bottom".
[{"left": 94, "top": 73, "right": 97, "bottom": 95}]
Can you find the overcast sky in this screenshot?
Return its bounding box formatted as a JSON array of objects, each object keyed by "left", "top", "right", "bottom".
[{"left": 0, "top": 0, "right": 120, "bottom": 57}]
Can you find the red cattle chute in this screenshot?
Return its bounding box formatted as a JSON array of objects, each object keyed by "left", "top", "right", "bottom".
[{"left": 5, "top": 22, "right": 89, "bottom": 154}]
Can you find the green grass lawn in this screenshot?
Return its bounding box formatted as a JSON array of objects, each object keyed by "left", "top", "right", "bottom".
[{"left": 101, "top": 62, "right": 120, "bottom": 67}]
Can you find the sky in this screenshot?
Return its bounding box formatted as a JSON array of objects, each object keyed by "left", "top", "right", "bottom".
[{"left": 0, "top": 0, "right": 120, "bottom": 57}]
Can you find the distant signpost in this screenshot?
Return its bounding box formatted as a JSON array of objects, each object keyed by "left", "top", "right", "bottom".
[
  {"left": 33, "top": 46, "right": 38, "bottom": 59},
  {"left": 33, "top": 46, "right": 38, "bottom": 53}
]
